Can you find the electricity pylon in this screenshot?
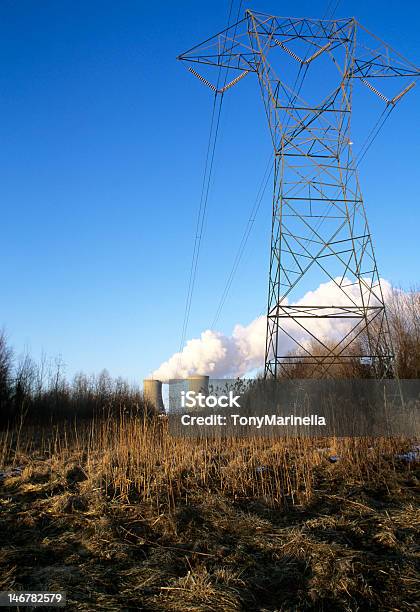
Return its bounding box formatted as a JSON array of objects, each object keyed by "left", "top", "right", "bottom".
[{"left": 178, "top": 11, "right": 419, "bottom": 378}]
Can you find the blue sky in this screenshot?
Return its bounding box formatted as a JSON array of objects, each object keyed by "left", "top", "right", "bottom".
[{"left": 0, "top": 0, "right": 419, "bottom": 383}]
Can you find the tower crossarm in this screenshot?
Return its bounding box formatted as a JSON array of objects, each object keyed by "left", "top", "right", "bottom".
[
  {"left": 177, "top": 15, "right": 258, "bottom": 74},
  {"left": 351, "top": 21, "right": 420, "bottom": 81}
]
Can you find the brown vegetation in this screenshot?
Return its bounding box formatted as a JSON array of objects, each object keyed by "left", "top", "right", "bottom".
[
  {"left": 283, "top": 287, "right": 420, "bottom": 379},
  {"left": 0, "top": 418, "right": 419, "bottom": 611}
]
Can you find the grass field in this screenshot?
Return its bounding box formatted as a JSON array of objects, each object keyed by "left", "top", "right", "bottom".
[{"left": 0, "top": 417, "right": 419, "bottom": 611}]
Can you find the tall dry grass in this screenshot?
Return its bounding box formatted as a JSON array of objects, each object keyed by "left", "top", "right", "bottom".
[
  {"left": 1, "top": 417, "right": 417, "bottom": 611},
  {"left": 1, "top": 413, "right": 414, "bottom": 511}
]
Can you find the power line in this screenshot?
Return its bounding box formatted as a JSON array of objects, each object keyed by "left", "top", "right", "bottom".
[
  {"left": 211, "top": 153, "right": 273, "bottom": 330},
  {"left": 323, "top": 0, "right": 341, "bottom": 21},
  {"left": 178, "top": 94, "right": 220, "bottom": 355},
  {"left": 355, "top": 105, "right": 395, "bottom": 168},
  {"left": 178, "top": 0, "right": 238, "bottom": 360}
]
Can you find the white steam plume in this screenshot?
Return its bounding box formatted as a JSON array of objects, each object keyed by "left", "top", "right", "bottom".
[{"left": 153, "top": 278, "right": 392, "bottom": 382}]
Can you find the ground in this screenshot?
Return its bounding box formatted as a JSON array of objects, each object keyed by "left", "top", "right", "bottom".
[{"left": 0, "top": 445, "right": 419, "bottom": 611}]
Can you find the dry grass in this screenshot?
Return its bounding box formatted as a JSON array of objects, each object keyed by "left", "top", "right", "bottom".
[{"left": 0, "top": 417, "right": 419, "bottom": 611}]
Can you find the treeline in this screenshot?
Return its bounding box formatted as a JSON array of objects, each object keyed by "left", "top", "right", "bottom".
[
  {"left": 386, "top": 287, "right": 420, "bottom": 378},
  {"left": 283, "top": 287, "right": 420, "bottom": 379},
  {"left": 0, "top": 340, "right": 151, "bottom": 426}
]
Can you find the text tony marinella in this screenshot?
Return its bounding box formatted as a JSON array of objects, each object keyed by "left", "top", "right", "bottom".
[
  {"left": 179, "top": 391, "right": 326, "bottom": 429},
  {"left": 180, "top": 414, "right": 326, "bottom": 428}
]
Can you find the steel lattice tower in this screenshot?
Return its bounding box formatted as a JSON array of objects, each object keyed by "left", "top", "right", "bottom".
[{"left": 178, "top": 11, "right": 419, "bottom": 378}]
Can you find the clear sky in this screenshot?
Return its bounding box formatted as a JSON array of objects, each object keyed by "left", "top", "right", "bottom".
[{"left": 1, "top": 0, "right": 419, "bottom": 384}]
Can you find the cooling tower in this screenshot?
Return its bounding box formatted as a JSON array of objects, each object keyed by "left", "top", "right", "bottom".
[
  {"left": 187, "top": 375, "right": 209, "bottom": 396},
  {"left": 143, "top": 379, "right": 165, "bottom": 413}
]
